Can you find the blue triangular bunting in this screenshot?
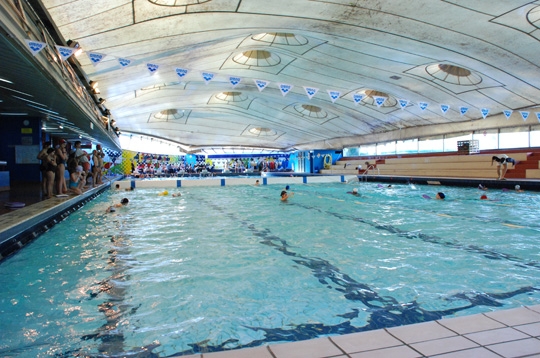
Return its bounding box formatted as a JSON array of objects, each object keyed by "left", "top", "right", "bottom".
[
  {"left": 373, "top": 96, "right": 387, "bottom": 107},
  {"left": 327, "top": 90, "right": 341, "bottom": 103},
  {"left": 398, "top": 99, "right": 409, "bottom": 109},
  {"left": 146, "top": 63, "right": 159, "bottom": 74},
  {"left": 440, "top": 104, "right": 450, "bottom": 114},
  {"left": 229, "top": 76, "right": 241, "bottom": 87},
  {"left": 353, "top": 93, "right": 365, "bottom": 105},
  {"left": 88, "top": 52, "right": 106, "bottom": 66},
  {"left": 175, "top": 68, "right": 189, "bottom": 78},
  {"left": 481, "top": 108, "right": 489, "bottom": 119},
  {"left": 460, "top": 106, "right": 469, "bottom": 115},
  {"left": 118, "top": 57, "right": 133, "bottom": 68},
  {"left": 520, "top": 111, "right": 529, "bottom": 121},
  {"left": 503, "top": 110, "right": 513, "bottom": 119},
  {"left": 55, "top": 45, "right": 75, "bottom": 61},
  {"left": 24, "top": 39, "right": 47, "bottom": 56},
  {"left": 254, "top": 79, "right": 270, "bottom": 92},
  {"left": 419, "top": 102, "right": 429, "bottom": 111},
  {"left": 303, "top": 86, "right": 319, "bottom": 99},
  {"left": 279, "top": 83, "right": 293, "bottom": 96},
  {"left": 201, "top": 72, "right": 215, "bottom": 83}
]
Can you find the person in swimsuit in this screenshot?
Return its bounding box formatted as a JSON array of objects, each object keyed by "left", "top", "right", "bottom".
[
  {"left": 73, "top": 141, "right": 94, "bottom": 187},
  {"left": 435, "top": 192, "right": 446, "bottom": 200},
  {"left": 92, "top": 144, "right": 105, "bottom": 185},
  {"left": 280, "top": 190, "right": 294, "bottom": 201},
  {"left": 43, "top": 148, "right": 57, "bottom": 198},
  {"left": 491, "top": 155, "right": 517, "bottom": 180},
  {"left": 55, "top": 139, "right": 68, "bottom": 195},
  {"left": 68, "top": 165, "right": 85, "bottom": 195},
  {"left": 37, "top": 141, "right": 52, "bottom": 196},
  {"left": 106, "top": 198, "right": 129, "bottom": 212}
]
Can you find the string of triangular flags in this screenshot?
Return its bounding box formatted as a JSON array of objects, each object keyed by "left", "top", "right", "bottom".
[{"left": 24, "top": 39, "right": 540, "bottom": 122}]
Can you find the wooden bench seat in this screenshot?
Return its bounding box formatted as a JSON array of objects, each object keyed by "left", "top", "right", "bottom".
[
  {"left": 384, "top": 153, "right": 528, "bottom": 164},
  {"left": 333, "top": 152, "right": 533, "bottom": 179}
]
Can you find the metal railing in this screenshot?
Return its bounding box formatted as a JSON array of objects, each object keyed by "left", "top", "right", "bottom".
[{"left": 360, "top": 164, "right": 379, "bottom": 181}]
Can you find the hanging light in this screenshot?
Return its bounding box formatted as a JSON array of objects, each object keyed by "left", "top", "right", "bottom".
[{"left": 67, "top": 40, "right": 82, "bottom": 57}]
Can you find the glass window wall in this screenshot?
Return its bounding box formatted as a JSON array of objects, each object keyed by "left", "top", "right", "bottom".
[{"left": 343, "top": 126, "right": 537, "bottom": 157}]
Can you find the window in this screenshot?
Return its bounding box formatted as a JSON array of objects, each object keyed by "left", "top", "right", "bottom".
[
  {"left": 377, "top": 141, "right": 396, "bottom": 155},
  {"left": 359, "top": 144, "right": 377, "bottom": 156},
  {"left": 396, "top": 139, "right": 418, "bottom": 154},
  {"left": 473, "top": 129, "right": 498, "bottom": 150},
  {"left": 530, "top": 125, "right": 540, "bottom": 147},
  {"left": 499, "top": 127, "right": 529, "bottom": 149},
  {"left": 444, "top": 132, "right": 472, "bottom": 152},
  {"left": 343, "top": 147, "right": 359, "bottom": 157},
  {"left": 419, "top": 135, "right": 443, "bottom": 153}
]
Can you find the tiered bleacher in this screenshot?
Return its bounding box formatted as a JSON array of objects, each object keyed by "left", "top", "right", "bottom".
[{"left": 321, "top": 152, "right": 540, "bottom": 179}]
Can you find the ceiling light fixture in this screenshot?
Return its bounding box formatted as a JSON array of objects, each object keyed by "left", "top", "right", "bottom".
[
  {"left": 66, "top": 40, "right": 82, "bottom": 57},
  {"left": 0, "top": 112, "right": 28, "bottom": 116}
]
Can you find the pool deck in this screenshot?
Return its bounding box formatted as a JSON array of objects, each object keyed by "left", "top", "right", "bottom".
[
  {"left": 178, "top": 305, "right": 540, "bottom": 357},
  {"left": 1, "top": 175, "right": 540, "bottom": 357}
]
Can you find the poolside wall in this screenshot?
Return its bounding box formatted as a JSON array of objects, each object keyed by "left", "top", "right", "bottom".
[{"left": 115, "top": 174, "right": 358, "bottom": 190}]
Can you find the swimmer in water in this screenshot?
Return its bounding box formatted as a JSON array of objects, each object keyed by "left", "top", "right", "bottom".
[
  {"left": 280, "top": 190, "right": 294, "bottom": 201},
  {"left": 106, "top": 198, "right": 129, "bottom": 212}
]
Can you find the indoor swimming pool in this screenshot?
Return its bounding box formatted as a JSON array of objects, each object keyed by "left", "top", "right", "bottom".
[{"left": 1, "top": 182, "right": 539, "bottom": 357}]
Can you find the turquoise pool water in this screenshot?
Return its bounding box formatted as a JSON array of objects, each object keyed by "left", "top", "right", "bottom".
[{"left": 1, "top": 182, "right": 540, "bottom": 356}]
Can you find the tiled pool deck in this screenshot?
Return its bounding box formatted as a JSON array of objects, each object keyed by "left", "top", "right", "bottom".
[
  {"left": 172, "top": 305, "right": 540, "bottom": 357},
  {"left": 2, "top": 175, "right": 540, "bottom": 357}
]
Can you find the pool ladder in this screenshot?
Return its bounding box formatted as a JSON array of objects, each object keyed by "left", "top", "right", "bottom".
[{"left": 359, "top": 165, "right": 379, "bottom": 182}]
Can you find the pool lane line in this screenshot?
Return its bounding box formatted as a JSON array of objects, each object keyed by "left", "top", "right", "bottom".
[
  {"left": 303, "top": 189, "right": 537, "bottom": 230},
  {"left": 271, "top": 190, "right": 540, "bottom": 270}
]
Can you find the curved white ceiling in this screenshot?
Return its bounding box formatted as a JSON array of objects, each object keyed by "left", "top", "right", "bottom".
[{"left": 41, "top": 0, "right": 540, "bottom": 152}]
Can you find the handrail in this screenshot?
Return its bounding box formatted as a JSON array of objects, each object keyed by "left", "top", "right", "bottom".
[{"left": 360, "top": 165, "right": 379, "bottom": 181}]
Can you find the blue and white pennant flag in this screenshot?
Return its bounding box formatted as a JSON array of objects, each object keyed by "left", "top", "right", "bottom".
[
  {"left": 55, "top": 45, "right": 75, "bottom": 61},
  {"left": 327, "top": 90, "right": 341, "bottom": 103},
  {"left": 254, "top": 79, "right": 270, "bottom": 92},
  {"left": 373, "top": 96, "right": 387, "bottom": 107},
  {"left": 481, "top": 108, "right": 489, "bottom": 119},
  {"left": 25, "top": 39, "right": 47, "bottom": 57},
  {"left": 353, "top": 93, "right": 365, "bottom": 105},
  {"left": 88, "top": 52, "right": 106, "bottom": 66},
  {"left": 279, "top": 83, "right": 293, "bottom": 96},
  {"left": 440, "top": 104, "right": 450, "bottom": 115},
  {"left": 520, "top": 111, "right": 529, "bottom": 121},
  {"left": 418, "top": 102, "right": 429, "bottom": 111},
  {"left": 201, "top": 72, "right": 215, "bottom": 84},
  {"left": 118, "top": 57, "right": 133, "bottom": 68},
  {"left": 398, "top": 99, "right": 409, "bottom": 110},
  {"left": 175, "top": 68, "right": 189, "bottom": 79},
  {"left": 146, "top": 63, "right": 159, "bottom": 74},
  {"left": 229, "top": 76, "right": 241, "bottom": 87},
  {"left": 304, "top": 86, "right": 319, "bottom": 100},
  {"left": 503, "top": 110, "right": 513, "bottom": 119}
]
